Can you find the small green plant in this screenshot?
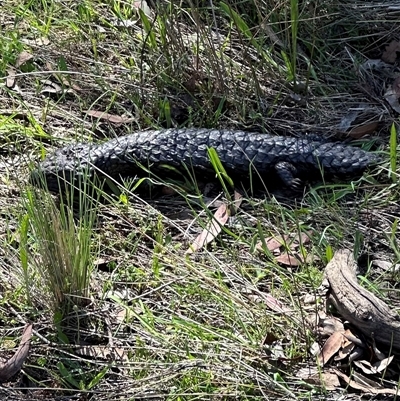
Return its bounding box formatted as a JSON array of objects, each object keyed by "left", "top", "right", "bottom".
[
  {"left": 389, "top": 122, "right": 398, "bottom": 182},
  {"left": 57, "top": 359, "right": 109, "bottom": 390},
  {"left": 0, "top": 31, "right": 24, "bottom": 76}
]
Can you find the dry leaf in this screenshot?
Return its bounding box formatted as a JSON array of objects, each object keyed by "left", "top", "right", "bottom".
[
  {"left": 85, "top": 110, "right": 135, "bottom": 124},
  {"left": 371, "top": 337, "right": 387, "bottom": 361},
  {"left": 352, "top": 370, "right": 387, "bottom": 387},
  {"left": 133, "top": 0, "right": 152, "bottom": 17},
  {"left": 256, "top": 229, "right": 313, "bottom": 255},
  {"left": 353, "top": 356, "right": 394, "bottom": 375},
  {"left": 298, "top": 231, "right": 312, "bottom": 245},
  {"left": 372, "top": 260, "right": 394, "bottom": 271},
  {"left": 335, "top": 342, "right": 355, "bottom": 361},
  {"left": 15, "top": 51, "right": 33, "bottom": 68},
  {"left": 315, "top": 372, "right": 341, "bottom": 390},
  {"left": 303, "top": 294, "right": 318, "bottom": 304},
  {"left": 6, "top": 68, "right": 16, "bottom": 88},
  {"left": 354, "top": 360, "right": 379, "bottom": 375},
  {"left": 318, "top": 316, "right": 345, "bottom": 337},
  {"left": 261, "top": 293, "right": 293, "bottom": 314},
  {"left": 55, "top": 74, "right": 82, "bottom": 91},
  {"left": 186, "top": 203, "right": 229, "bottom": 253},
  {"left": 337, "top": 102, "right": 379, "bottom": 137},
  {"left": 321, "top": 372, "right": 341, "bottom": 390},
  {"left": 296, "top": 366, "right": 319, "bottom": 380},
  {"left": 261, "top": 237, "right": 282, "bottom": 252},
  {"left": 318, "top": 331, "right": 344, "bottom": 366},
  {"left": 0, "top": 324, "right": 33, "bottom": 382},
  {"left": 115, "top": 307, "right": 127, "bottom": 324},
  {"left": 334, "top": 369, "right": 399, "bottom": 395},
  {"left": 297, "top": 368, "right": 340, "bottom": 390},
  {"left": 232, "top": 190, "right": 243, "bottom": 213},
  {"left": 349, "top": 121, "right": 379, "bottom": 138},
  {"left": 255, "top": 234, "right": 287, "bottom": 253},
  {"left": 341, "top": 329, "right": 357, "bottom": 343},
  {"left": 275, "top": 253, "right": 301, "bottom": 266},
  {"left": 382, "top": 40, "right": 400, "bottom": 64},
  {"left": 372, "top": 260, "right": 400, "bottom": 273},
  {"left": 373, "top": 355, "right": 394, "bottom": 373},
  {"left": 384, "top": 76, "right": 400, "bottom": 113}
]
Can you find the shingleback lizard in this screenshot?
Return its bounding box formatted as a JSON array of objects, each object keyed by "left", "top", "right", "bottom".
[{"left": 30, "top": 128, "right": 381, "bottom": 192}]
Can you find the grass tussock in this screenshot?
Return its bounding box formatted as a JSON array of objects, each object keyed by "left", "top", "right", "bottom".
[
  {"left": 19, "top": 186, "right": 97, "bottom": 312},
  {"left": 0, "top": 0, "right": 399, "bottom": 400}
]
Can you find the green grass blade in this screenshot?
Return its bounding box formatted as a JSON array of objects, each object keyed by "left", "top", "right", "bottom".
[
  {"left": 138, "top": 8, "right": 157, "bottom": 49},
  {"left": 19, "top": 214, "right": 31, "bottom": 304},
  {"left": 290, "top": 0, "right": 299, "bottom": 82},
  {"left": 390, "top": 122, "right": 397, "bottom": 182},
  {"left": 57, "top": 362, "right": 80, "bottom": 389},
  {"left": 207, "top": 146, "right": 234, "bottom": 191},
  {"left": 87, "top": 367, "right": 109, "bottom": 390},
  {"left": 219, "top": 2, "right": 251, "bottom": 39}
]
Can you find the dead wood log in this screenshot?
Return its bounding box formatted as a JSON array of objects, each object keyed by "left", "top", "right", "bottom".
[
  {"left": 0, "top": 324, "right": 33, "bottom": 382},
  {"left": 324, "top": 250, "right": 400, "bottom": 351}
]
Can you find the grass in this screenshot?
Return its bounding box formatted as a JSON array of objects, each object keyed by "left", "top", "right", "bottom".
[
  {"left": 0, "top": 0, "right": 400, "bottom": 400},
  {"left": 20, "top": 184, "right": 98, "bottom": 313}
]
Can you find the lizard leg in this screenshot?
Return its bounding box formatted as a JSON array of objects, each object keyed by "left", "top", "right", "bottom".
[{"left": 275, "top": 161, "right": 302, "bottom": 189}]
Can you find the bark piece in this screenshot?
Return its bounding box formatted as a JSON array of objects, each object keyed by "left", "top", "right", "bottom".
[{"left": 325, "top": 250, "right": 400, "bottom": 351}]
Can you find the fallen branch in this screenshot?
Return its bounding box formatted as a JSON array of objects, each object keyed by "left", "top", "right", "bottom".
[
  {"left": 0, "top": 323, "right": 33, "bottom": 382},
  {"left": 325, "top": 250, "right": 400, "bottom": 351}
]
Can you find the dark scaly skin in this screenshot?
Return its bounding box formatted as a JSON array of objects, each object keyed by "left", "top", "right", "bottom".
[{"left": 30, "top": 128, "right": 381, "bottom": 192}]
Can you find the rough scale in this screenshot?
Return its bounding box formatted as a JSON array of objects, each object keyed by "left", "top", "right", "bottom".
[{"left": 30, "top": 128, "right": 380, "bottom": 192}]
